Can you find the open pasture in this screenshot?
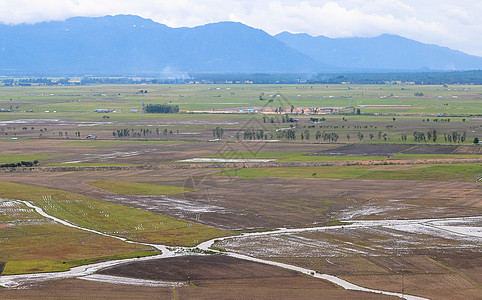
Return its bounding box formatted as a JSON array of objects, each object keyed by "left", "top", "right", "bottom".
[
  {"left": 0, "top": 198, "right": 157, "bottom": 275},
  {"left": 0, "top": 84, "right": 481, "bottom": 299},
  {"left": 1, "top": 84, "right": 482, "bottom": 117},
  {"left": 0, "top": 182, "right": 227, "bottom": 246}
]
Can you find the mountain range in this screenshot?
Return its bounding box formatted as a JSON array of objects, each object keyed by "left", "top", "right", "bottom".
[{"left": 0, "top": 14, "right": 481, "bottom": 75}]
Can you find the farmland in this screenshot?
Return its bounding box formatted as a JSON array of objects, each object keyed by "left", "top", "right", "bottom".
[{"left": 0, "top": 83, "right": 481, "bottom": 299}]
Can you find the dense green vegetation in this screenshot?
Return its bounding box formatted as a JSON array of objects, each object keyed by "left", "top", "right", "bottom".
[{"left": 144, "top": 103, "right": 179, "bottom": 113}]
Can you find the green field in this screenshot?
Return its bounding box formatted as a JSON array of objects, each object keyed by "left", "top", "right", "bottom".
[
  {"left": 0, "top": 154, "right": 63, "bottom": 163},
  {"left": 219, "top": 163, "right": 482, "bottom": 182},
  {"left": 1, "top": 84, "right": 482, "bottom": 115},
  {"left": 0, "top": 182, "right": 228, "bottom": 246}
]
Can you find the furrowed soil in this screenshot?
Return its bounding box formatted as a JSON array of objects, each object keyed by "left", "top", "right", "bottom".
[
  {"left": 1, "top": 169, "right": 480, "bottom": 229},
  {"left": 0, "top": 277, "right": 394, "bottom": 300},
  {"left": 98, "top": 255, "right": 394, "bottom": 300}
]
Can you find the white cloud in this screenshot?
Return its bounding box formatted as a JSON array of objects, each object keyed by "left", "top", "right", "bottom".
[{"left": 0, "top": 0, "right": 481, "bottom": 56}]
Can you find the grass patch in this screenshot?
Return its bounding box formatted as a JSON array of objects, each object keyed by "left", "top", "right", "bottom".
[
  {"left": 0, "top": 182, "right": 228, "bottom": 246},
  {"left": 360, "top": 163, "right": 482, "bottom": 181},
  {"left": 0, "top": 222, "right": 156, "bottom": 275},
  {"left": 2, "top": 251, "right": 159, "bottom": 275},
  {"left": 0, "top": 139, "right": 34, "bottom": 142},
  {"left": 391, "top": 154, "right": 481, "bottom": 160},
  {"left": 209, "top": 246, "right": 227, "bottom": 252},
  {"left": 87, "top": 180, "right": 196, "bottom": 195},
  {"left": 220, "top": 166, "right": 369, "bottom": 180},
  {"left": 2, "top": 260, "right": 73, "bottom": 275},
  {"left": 0, "top": 197, "right": 163, "bottom": 275},
  {"left": 0, "top": 154, "right": 63, "bottom": 163},
  {"left": 219, "top": 163, "right": 482, "bottom": 182}
]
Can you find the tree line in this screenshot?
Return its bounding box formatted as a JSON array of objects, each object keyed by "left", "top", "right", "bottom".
[{"left": 0, "top": 160, "right": 39, "bottom": 168}]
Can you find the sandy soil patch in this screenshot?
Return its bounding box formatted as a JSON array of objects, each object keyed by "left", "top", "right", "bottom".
[{"left": 0, "top": 224, "right": 15, "bottom": 230}]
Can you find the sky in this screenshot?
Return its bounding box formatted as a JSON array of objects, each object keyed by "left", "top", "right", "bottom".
[{"left": 1, "top": 0, "right": 481, "bottom": 57}]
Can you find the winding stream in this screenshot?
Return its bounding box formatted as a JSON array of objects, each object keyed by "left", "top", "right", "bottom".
[{"left": 2, "top": 200, "right": 480, "bottom": 299}]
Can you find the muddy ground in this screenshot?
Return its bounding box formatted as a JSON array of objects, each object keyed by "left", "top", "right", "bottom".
[
  {"left": 1, "top": 168, "right": 479, "bottom": 230},
  {"left": 0, "top": 277, "right": 393, "bottom": 300},
  {"left": 0, "top": 136, "right": 481, "bottom": 299},
  {"left": 314, "top": 144, "right": 482, "bottom": 156},
  {"left": 99, "top": 255, "right": 307, "bottom": 281}
]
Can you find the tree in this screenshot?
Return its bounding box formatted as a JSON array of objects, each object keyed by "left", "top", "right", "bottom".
[
  {"left": 357, "top": 131, "right": 364, "bottom": 141},
  {"left": 315, "top": 131, "right": 322, "bottom": 141},
  {"left": 474, "top": 137, "right": 480, "bottom": 144},
  {"left": 356, "top": 108, "right": 361, "bottom": 115},
  {"left": 213, "top": 127, "right": 224, "bottom": 139}
]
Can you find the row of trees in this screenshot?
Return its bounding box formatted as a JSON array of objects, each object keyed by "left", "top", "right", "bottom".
[
  {"left": 422, "top": 118, "right": 451, "bottom": 123},
  {"left": 243, "top": 129, "right": 267, "bottom": 140},
  {"left": 315, "top": 131, "right": 339, "bottom": 142},
  {"left": 409, "top": 130, "right": 468, "bottom": 143},
  {"left": 113, "top": 128, "right": 178, "bottom": 138},
  {"left": 262, "top": 114, "right": 291, "bottom": 123},
  {"left": 240, "top": 128, "right": 395, "bottom": 142},
  {"left": 0, "top": 160, "right": 39, "bottom": 168},
  {"left": 444, "top": 131, "right": 467, "bottom": 143},
  {"left": 413, "top": 130, "right": 438, "bottom": 143}
]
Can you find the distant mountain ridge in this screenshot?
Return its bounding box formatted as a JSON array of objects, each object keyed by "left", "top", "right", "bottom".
[
  {"left": 274, "top": 32, "right": 482, "bottom": 71},
  {"left": 0, "top": 14, "right": 481, "bottom": 75},
  {"left": 0, "top": 15, "right": 326, "bottom": 75}
]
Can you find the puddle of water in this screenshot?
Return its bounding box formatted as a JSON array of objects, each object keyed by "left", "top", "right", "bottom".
[
  {"left": 177, "top": 158, "right": 277, "bottom": 163},
  {"left": 79, "top": 274, "right": 185, "bottom": 287}
]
